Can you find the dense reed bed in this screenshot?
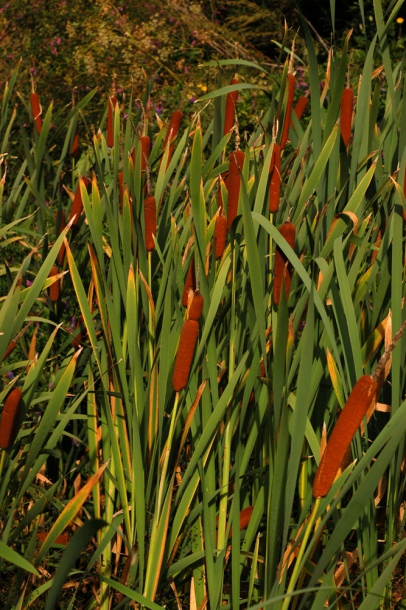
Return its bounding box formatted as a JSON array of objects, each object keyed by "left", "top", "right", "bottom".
[{"left": 0, "top": 3, "right": 405, "bottom": 608}]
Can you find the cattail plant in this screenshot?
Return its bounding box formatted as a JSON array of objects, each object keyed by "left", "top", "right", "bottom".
[
  {"left": 163, "top": 110, "right": 183, "bottom": 149},
  {"left": 269, "top": 142, "right": 281, "bottom": 213},
  {"left": 0, "top": 388, "right": 24, "bottom": 449},
  {"left": 313, "top": 321, "right": 406, "bottom": 498},
  {"left": 340, "top": 73, "right": 353, "bottom": 147},
  {"left": 163, "top": 109, "right": 183, "bottom": 167},
  {"left": 144, "top": 194, "right": 157, "bottom": 251},
  {"left": 173, "top": 290, "right": 203, "bottom": 392},
  {"left": 313, "top": 375, "right": 378, "bottom": 498},
  {"left": 48, "top": 265, "right": 60, "bottom": 302},
  {"left": 223, "top": 76, "right": 239, "bottom": 136},
  {"left": 228, "top": 506, "right": 254, "bottom": 537},
  {"left": 280, "top": 45, "right": 296, "bottom": 150},
  {"left": 188, "top": 289, "right": 204, "bottom": 321},
  {"left": 71, "top": 128, "right": 79, "bottom": 158},
  {"left": 140, "top": 134, "right": 151, "bottom": 171},
  {"left": 30, "top": 77, "right": 42, "bottom": 134},
  {"left": 69, "top": 176, "right": 91, "bottom": 225},
  {"left": 2, "top": 341, "right": 16, "bottom": 362},
  {"left": 172, "top": 320, "right": 199, "bottom": 392},
  {"left": 227, "top": 150, "right": 245, "bottom": 229},
  {"left": 107, "top": 94, "right": 118, "bottom": 148},
  {"left": 293, "top": 95, "right": 308, "bottom": 122},
  {"left": 273, "top": 222, "right": 296, "bottom": 306}
]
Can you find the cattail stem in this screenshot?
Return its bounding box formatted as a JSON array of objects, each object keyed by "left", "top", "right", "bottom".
[
  {"left": 281, "top": 499, "right": 320, "bottom": 610},
  {"left": 371, "top": 320, "right": 406, "bottom": 384},
  {"left": 157, "top": 391, "right": 179, "bottom": 516}
]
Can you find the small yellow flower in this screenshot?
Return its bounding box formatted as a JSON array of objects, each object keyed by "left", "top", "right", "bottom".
[
  {"left": 396, "top": 16, "right": 404, "bottom": 24},
  {"left": 197, "top": 83, "right": 207, "bottom": 93}
]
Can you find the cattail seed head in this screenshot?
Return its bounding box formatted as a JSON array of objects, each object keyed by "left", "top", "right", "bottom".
[
  {"left": 312, "top": 375, "right": 378, "bottom": 498},
  {"left": 293, "top": 96, "right": 308, "bottom": 122},
  {"left": 227, "top": 150, "right": 245, "bottom": 229},
  {"left": 144, "top": 195, "right": 157, "bottom": 251},
  {"left": 2, "top": 341, "right": 17, "bottom": 362},
  {"left": 30, "top": 92, "right": 42, "bottom": 134},
  {"left": 48, "top": 266, "right": 60, "bottom": 302},
  {"left": 69, "top": 176, "right": 91, "bottom": 225},
  {"left": 224, "top": 77, "right": 239, "bottom": 136},
  {"left": 164, "top": 110, "right": 183, "bottom": 148},
  {"left": 188, "top": 290, "right": 204, "bottom": 321},
  {"left": 340, "top": 87, "right": 353, "bottom": 147},
  {"left": 141, "top": 135, "right": 151, "bottom": 171},
  {"left": 173, "top": 319, "right": 199, "bottom": 392},
  {"left": 107, "top": 95, "right": 118, "bottom": 148},
  {"left": 269, "top": 143, "right": 281, "bottom": 213},
  {"left": 0, "top": 388, "right": 24, "bottom": 449}
]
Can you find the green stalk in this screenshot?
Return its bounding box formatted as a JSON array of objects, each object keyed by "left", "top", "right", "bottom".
[
  {"left": 217, "top": 242, "right": 237, "bottom": 552},
  {"left": 281, "top": 498, "right": 320, "bottom": 610}
]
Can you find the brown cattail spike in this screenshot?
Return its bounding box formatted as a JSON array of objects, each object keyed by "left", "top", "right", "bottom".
[
  {"left": 340, "top": 87, "right": 353, "bottom": 147},
  {"left": 164, "top": 110, "right": 183, "bottom": 148},
  {"left": 2, "top": 341, "right": 17, "bottom": 362},
  {"left": 0, "top": 388, "right": 24, "bottom": 449},
  {"left": 269, "top": 143, "right": 281, "bottom": 213},
  {"left": 273, "top": 222, "right": 296, "bottom": 306},
  {"left": 48, "top": 266, "right": 60, "bottom": 302},
  {"left": 173, "top": 319, "right": 199, "bottom": 392},
  {"left": 140, "top": 135, "right": 151, "bottom": 172},
  {"left": 224, "top": 76, "right": 239, "bottom": 136},
  {"left": 30, "top": 78, "right": 42, "bottom": 134},
  {"left": 144, "top": 195, "right": 157, "bottom": 251},
  {"left": 107, "top": 95, "right": 118, "bottom": 148},
  {"left": 69, "top": 176, "right": 91, "bottom": 225},
  {"left": 227, "top": 150, "right": 245, "bottom": 230},
  {"left": 188, "top": 290, "right": 204, "bottom": 321},
  {"left": 293, "top": 96, "right": 308, "bottom": 123},
  {"left": 163, "top": 110, "right": 183, "bottom": 168},
  {"left": 229, "top": 506, "right": 254, "bottom": 537},
  {"left": 313, "top": 375, "right": 378, "bottom": 498}
]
